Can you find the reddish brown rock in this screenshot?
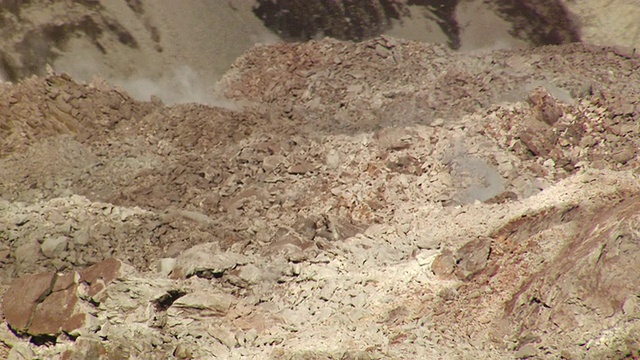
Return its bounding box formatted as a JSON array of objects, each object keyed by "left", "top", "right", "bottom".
[
  {"left": 3, "top": 272, "right": 56, "bottom": 332},
  {"left": 79, "top": 258, "right": 123, "bottom": 298},
  {"left": 3, "top": 258, "right": 125, "bottom": 337},
  {"left": 29, "top": 283, "right": 80, "bottom": 335},
  {"left": 504, "top": 194, "right": 640, "bottom": 345},
  {"left": 518, "top": 127, "right": 555, "bottom": 157},
  {"left": 431, "top": 249, "right": 456, "bottom": 279},
  {"left": 455, "top": 237, "right": 491, "bottom": 280},
  {"left": 528, "top": 87, "right": 564, "bottom": 126}
]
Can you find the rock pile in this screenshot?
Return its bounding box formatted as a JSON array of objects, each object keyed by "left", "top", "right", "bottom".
[{"left": 1, "top": 37, "right": 640, "bottom": 358}]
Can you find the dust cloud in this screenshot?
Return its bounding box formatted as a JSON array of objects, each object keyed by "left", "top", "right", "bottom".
[
  {"left": 110, "top": 66, "right": 239, "bottom": 110},
  {"left": 53, "top": 53, "right": 240, "bottom": 110}
]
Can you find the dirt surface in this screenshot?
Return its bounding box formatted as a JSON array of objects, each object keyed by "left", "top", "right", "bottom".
[{"left": 1, "top": 1, "right": 640, "bottom": 360}]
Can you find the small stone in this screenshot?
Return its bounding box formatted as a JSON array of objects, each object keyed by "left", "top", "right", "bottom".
[
  {"left": 172, "top": 243, "right": 249, "bottom": 279},
  {"left": 13, "top": 240, "right": 41, "bottom": 267},
  {"left": 287, "top": 163, "right": 317, "bottom": 175},
  {"left": 455, "top": 237, "right": 492, "bottom": 280},
  {"left": 431, "top": 250, "right": 456, "bottom": 278},
  {"left": 66, "top": 337, "right": 107, "bottom": 359},
  {"left": 157, "top": 258, "right": 177, "bottom": 277},
  {"left": 47, "top": 210, "right": 66, "bottom": 225},
  {"left": 431, "top": 118, "right": 445, "bottom": 127},
  {"left": 319, "top": 281, "right": 338, "bottom": 301},
  {"left": 73, "top": 228, "right": 90, "bottom": 246},
  {"left": 41, "top": 236, "right": 69, "bottom": 258},
  {"left": 611, "top": 144, "right": 635, "bottom": 164},
  {"left": 416, "top": 250, "right": 440, "bottom": 266},
  {"left": 95, "top": 222, "right": 111, "bottom": 236},
  {"left": 173, "top": 343, "right": 192, "bottom": 359},
  {"left": 244, "top": 328, "right": 258, "bottom": 345},
  {"left": 175, "top": 210, "right": 214, "bottom": 225},
  {"left": 416, "top": 238, "right": 441, "bottom": 250},
  {"left": 262, "top": 155, "right": 286, "bottom": 172},
  {"left": 79, "top": 258, "right": 127, "bottom": 299},
  {"left": 238, "top": 264, "right": 263, "bottom": 285},
  {"left": 7, "top": 342, "right": 35, "bottom": 360},
  {"left": 10, "top": 214, "right": 26, "bottom": 227},
  {"left": 579, "top": 135, "right": 597, "bottom": 147},
  {"left": 278, "top": 308, "right": 308, "bottom": 326},
  {"left": 514, "top": 344, "right": 537, "bottom": 359},
  {"left": 622, "top": 296, "right": 638, "bottom": 315},
  {"left": 326, "top": 150, "right": 341, "bottom": 169},
  {"left": 208, "top": 326, "right": 237, "bottom": 349},
  {"left": 173, "top": 291, "right": 234, "bottom": 314}
]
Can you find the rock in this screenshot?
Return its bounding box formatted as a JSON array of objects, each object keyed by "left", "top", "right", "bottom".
[
  {"left": 172, "top": 291, "right": 234, "bottom": 314},
  {"left": 431, "top": 250, "right": 456, "bottom": 279},
  {"left": 3, "top": 269, "right": 90, "bottom": 337},
  {"left": 622, "top": 296, "right": 638, "bottom": 315},
  {"left": 325, "top": 149, "right": 342, "bottom": 169},
  {"left": 4, "top": 272, "right": 56, "bottom": 332},
  {"left": 13, "top": 240, "right": 41, "bottom": 269},
  {"left": 47, "top": 209, "right": 66, "bottom": 225},
  {"left": 416, "top": 250, "right": 440, "bottom": 266},
  {"left": 172, "top": 244, "right": 248, "bottom": 279},
  {"left": 287, "top": 163, "right": 317, "bottom": 175},
  {"left": 238, "top": 264, "right": 263, "bottom": 285},
  {"left": 0, "top": 323, "right": 20, "bottom": 348},
  {"left": 514, "top": 344, "right": 537, "bottom": 359},
  {"left": 73, "top": 228, "right": 90, "bottom": 246},
  {"left": 61, "top": 336, "right": 107, "bottom": 359},
  {"left": 262, "top": 155, "right": 286, "bottom": 172},
  {"left": 175, "top": 210, "right": 214, "bottom": 225},
  {"left": 374, "top": 127, "right": 413, "bottom": 150},
  {"left": 28, "top": 278, "right": 82, "bottom": 335},
  {"left": 41, "top": 235, "right": 69, "bottom": 258},
  {"left": 518, "top": 127, "right": 555, "bottom": 157},
  {"left": 156, "top": 258, "right": 177, "bottom": 277},
  {"left": 7, "top": 342, "right": 34, "bottom": 360},
  {"left": 78, "top": 258, "right": 128, "bottom": 299},
  {"left": 208, "top": 326, "right": 237, "bottom": 349},
  {"left": 293, "top": 216, "right": 319, "bottom": 240},
  {"left": 416, "top": 238, "right": 441, "bottom": 250},
  {"left": 173, "top": 343, "right": 193, "bottom": 359},
  {"left": 528, "top": 87, "right": 563, "bottom": 125},
  {"left": 455, "top": 237, "right": 491, "bottom": 280},
  {"left": 237, "top": 328, "right": 258, "bottom": 347},
  {"left": 611, "top": 143, "right": 635, "bottom": 164}
]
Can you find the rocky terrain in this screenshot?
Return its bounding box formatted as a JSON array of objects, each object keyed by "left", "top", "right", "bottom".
[{"left": 1, "top": 1, "right": 640, "bottom": 360}]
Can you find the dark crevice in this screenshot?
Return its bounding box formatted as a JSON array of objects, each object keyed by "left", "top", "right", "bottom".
[
  {"left": 30, "top": 334, "right": 57, "bottom": 346},
  {"left": 153, "top": 289, "right": 187, "bottom": 311}
]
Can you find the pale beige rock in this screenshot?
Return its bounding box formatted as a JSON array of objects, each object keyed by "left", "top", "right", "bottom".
[{"left": 172, "top": 291, "right": 234, "bottom": 314}]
